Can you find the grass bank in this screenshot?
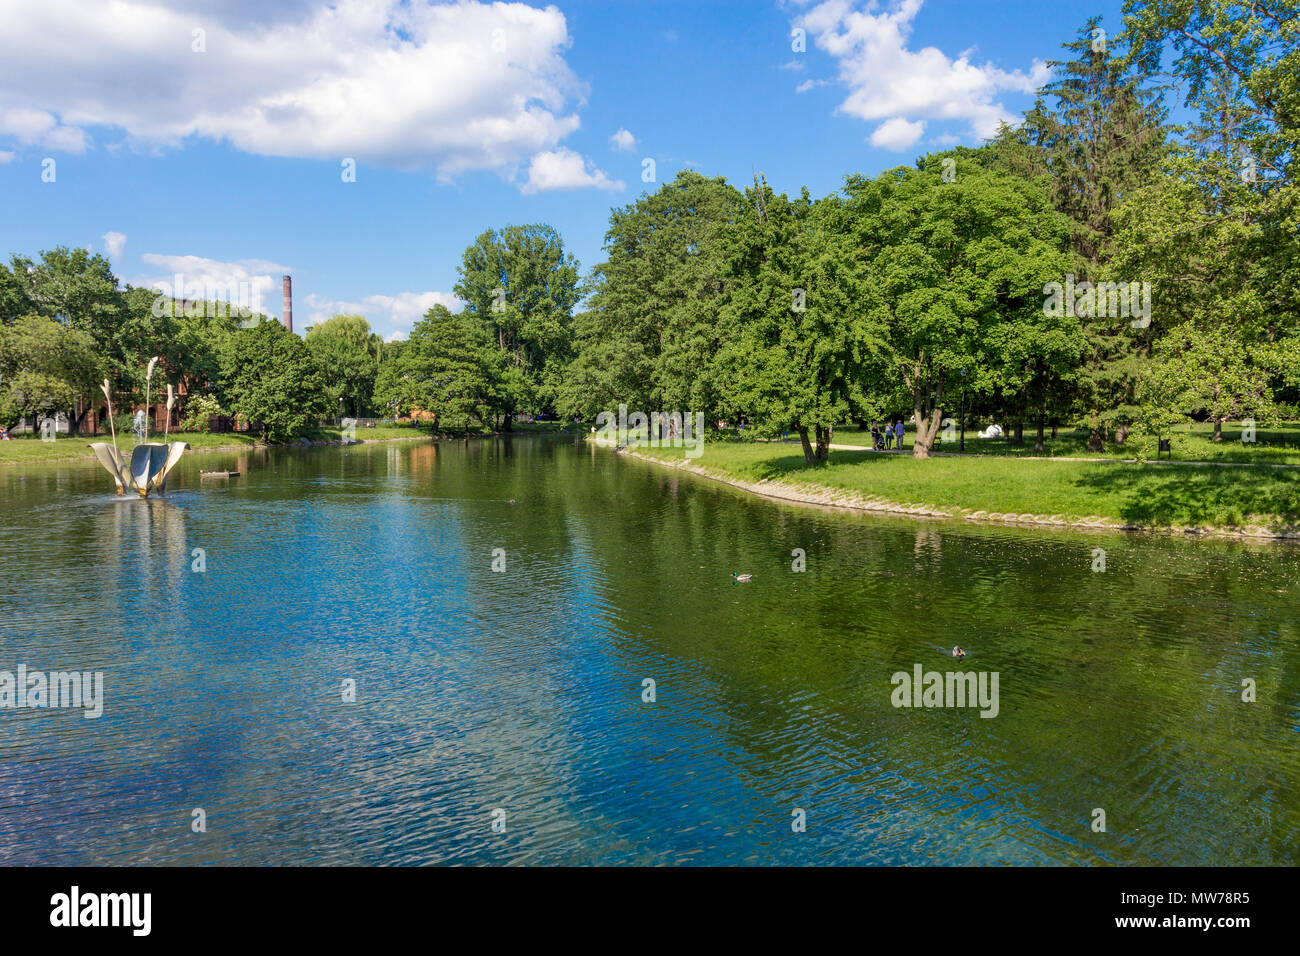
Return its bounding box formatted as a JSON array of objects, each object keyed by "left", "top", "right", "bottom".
[
  {"left": 0, "top": 424, "right": 428, "bottom": 465},
  {"left": 626, "top": 438, "right": 1300, "bottom": 536},
  {"left": 0, "top": 420, "right": 582, "bottom": 466}
]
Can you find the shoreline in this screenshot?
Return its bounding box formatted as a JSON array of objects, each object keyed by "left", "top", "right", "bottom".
[
  {"left": 609, "top": 443, "right": 1300, "bottom": 541},
  {"left": 0, "top": 427, "right": 579, "bottom": 468},
  {"left": 0, "top": 433, "right": 435, "bottom": 467}
]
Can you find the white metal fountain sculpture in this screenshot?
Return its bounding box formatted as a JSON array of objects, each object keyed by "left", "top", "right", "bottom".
[{"left": 88, "top": 358, "right": 189, "bottom": 497}]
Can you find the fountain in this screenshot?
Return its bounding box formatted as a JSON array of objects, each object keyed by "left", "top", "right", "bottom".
[{"left": 88, "top": 358, "right": 189, "bottom": 497}]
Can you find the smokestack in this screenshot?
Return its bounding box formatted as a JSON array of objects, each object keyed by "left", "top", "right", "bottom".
[{"left": 282, "top": 275, "right": 293, "bottom": 333}]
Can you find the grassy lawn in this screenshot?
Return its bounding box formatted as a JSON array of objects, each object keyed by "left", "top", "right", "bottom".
[
  {"left": 0, "top": 423, "right": 429, "bottom": 464},
  {"left": 826, "top": 421, "right": 1300, "bottom": 465},
  {"left": 634, "top": 438, "right": 1300, "bottom": 529}
]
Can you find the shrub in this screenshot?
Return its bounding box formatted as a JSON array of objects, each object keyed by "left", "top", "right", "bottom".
[{"left": 180, "top": 394, "right": 226, "bottom": 433}]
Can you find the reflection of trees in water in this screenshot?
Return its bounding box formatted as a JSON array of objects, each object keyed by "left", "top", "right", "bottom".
[
  {"left": 553, "top": 449, "right": 1300, "bottom": 863},
  {"left": 913, "top": 526, "right": 941, "bottom": 567}
]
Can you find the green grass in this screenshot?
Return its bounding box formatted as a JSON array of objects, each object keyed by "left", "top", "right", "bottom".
[
  {"left": 827, "top": 421, "right": 1300, "bottom": 465},
  {"left": 0, "top": 419, "right": 582, "bottom": 465},
  {"left": 0, "top": 423, "right": 429, "bottom": 464},
  {"left": 633, "top": 438, "right": 1300, "bottom": 530}
]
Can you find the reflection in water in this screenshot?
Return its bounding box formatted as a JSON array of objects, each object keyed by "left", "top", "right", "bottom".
[{"left": 1, "top": 437, "right": 1298, "bottom": 865}]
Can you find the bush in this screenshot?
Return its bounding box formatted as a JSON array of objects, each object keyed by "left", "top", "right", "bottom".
[
  {"left": 107, "top": 413, "right": 135, "bottom": 438},
  {"left": 180, "top": 394, "right": 226, "bottom": 433}
]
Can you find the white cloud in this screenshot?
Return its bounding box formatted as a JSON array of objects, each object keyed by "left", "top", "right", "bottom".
[
  {"left": 795, "top": 78, "right": 831, "bottom": 93},
  {"left": 0, "top": 150, "right": 14, "bottom": 164},
  {"left": 0, "top": 0, "right": 604, "bottom": 182},
  {"left": 0, "top": 108, "right": 87, "bottom": 153},
  {"left": 794, "top": 0, "right": 1051, "bottom": 142},
  {"left": 133, "top": 254, "right": 293, "bottom": 317},
  {"left": 302, "top": 291, "right": 461, "bottom": 340},
  {"left": 101, "top": 231, "right": 127, "bottom": 259},
  {"left": 609, "top": 128, "right": 637, "bottom": 152},
  {"left": 870, "top": 116, "right": 925, "bottom": 150},
  {"left": 521, "top": 148, "right": 623, "bottom": 193}
]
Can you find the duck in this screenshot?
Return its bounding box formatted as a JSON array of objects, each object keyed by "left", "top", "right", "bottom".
[
  {"left": 952, "top": 646, "right": 967, "bottom": 658},
  {"left": 732, "top": 572, "right": 753, "bottom": 583}
]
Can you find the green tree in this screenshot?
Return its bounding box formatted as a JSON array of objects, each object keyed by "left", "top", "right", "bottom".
[
  {"left": 375, "top": 305, "right": 494, "bottom": 432},
  {"left": 843, "top": 157, "right": 1073, "bottom": 458},
  {"left": 561, "top": 171, "right": 742, "bottom": 423},
  {"left": 305, "top": 314, "right": 383, "bottom": 417},
  {"left": 1028, "top": 19, "right": 1173, "bottom": 450},
  {"left": 716, "top": 181, "right": 882, "bottom": 464},
  {"left": 0, "top": 262, "right": 33, "bottom": 322},
  {"left": 220, "top": 319, "right": 329, "bottom": 443},
  {"left": 0, "top": 314, "right": 102, "bottom": 431},
  {"left": 1118, "top": 0, "right": 1299, "bottom": 438},
  {"left": 454, "top": 224, "right": 580, "bottom": 426},
  {"left": 9, "top": 247, "right": 121, "bottom": 350}
]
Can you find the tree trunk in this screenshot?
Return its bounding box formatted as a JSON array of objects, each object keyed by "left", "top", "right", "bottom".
[
  {"left": 1087, "top": 412, "right": 1103, "bottom": 453},
  {"left": 912, "top": 409, "right": 943, "bottom": 459},
  {"left": 1012, "top": 419, "right": 1024, "bottom": 446},
  {"left": 814, "top": 424, "right": 830, "bottom": 463},
  {"left": 69, "top": 401, "right": 90, "bottom": 436},
  {"left": 906, "top": 364, "right": 944, "bottom": 459},
  {"left": 1114, "top": 424, "right": 1129, "bottom": 446},
  {"left": 797, "top": 425, "right": 815, "bottom": 465},
  {"left": 1051, "top": 421, "right": 1058, "bottom": 439},
  {"left": 1212, "top": 383, "right": 1223, "bottom": 441},
  {"left": 1035, "top": 411, "right": 1045, "bottom": 453}
]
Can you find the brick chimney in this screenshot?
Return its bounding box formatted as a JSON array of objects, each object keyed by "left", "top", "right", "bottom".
[{"left": 282, "top": 275, "right": 293, "bottom": 333}]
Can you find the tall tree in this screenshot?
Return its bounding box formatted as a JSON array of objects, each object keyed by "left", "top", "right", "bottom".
[
  {"left": 843, "top": 156, "right": 1073, "bottom": 458},
  {"left": 454, "top": 224, "right": 580, "bottom": 427},
  {"left": 1121, "top": 0, "right": 1300, "bottom": 438},
  {"left": 0, "top": 262, "right": 33, "bottom": 322},
  {"left": 305, "top": 314, "right": 383, "bottom": 417},
  {"left": 562, "top": 171, "right": 742, "bottom": 423},
  {"left": 1015, "top": 19, "right": 1173, "bottom": 450},
  {"left": 220, "top": 319, "right": 329, "bottom": 443},
  {"left": 8, "top": 247, "right": 121, "bottom": 351},
  {"left": 374, "top": 305, "right": 495, "bottom": 432},
  {"left": 716, "top": 181, "right": 881, "bottom": 464},
  {"left": 0, "top": 314, "right": 102, "bottom": 432}
]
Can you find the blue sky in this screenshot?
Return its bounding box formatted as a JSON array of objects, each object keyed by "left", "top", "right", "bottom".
[{"left": 0, "top": 0, "right": 1129, "bottom": 339}]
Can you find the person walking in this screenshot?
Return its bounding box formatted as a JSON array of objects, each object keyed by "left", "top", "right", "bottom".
[
  {"left": 884, "top": 424, "right": 893, "bottom": 449},
  {"left": 894, "top": 420, "right": 904, "bottom": 451},
  {"left": 870, "top": 423, "right": 882, "bottom": 450}
]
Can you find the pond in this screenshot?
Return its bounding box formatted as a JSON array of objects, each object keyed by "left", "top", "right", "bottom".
[{"left": 2, "top": 436, "right": 1298, "bottom": 864}]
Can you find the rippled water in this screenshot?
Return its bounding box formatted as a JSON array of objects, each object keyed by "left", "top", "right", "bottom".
[{"left": 2, "top": 436, "right": 1298, "bottom": 865}]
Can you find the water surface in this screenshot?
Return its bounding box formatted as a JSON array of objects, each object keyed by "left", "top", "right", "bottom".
[{"left": 2, "top": 437, "right": 1298, "bottom": 865}]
